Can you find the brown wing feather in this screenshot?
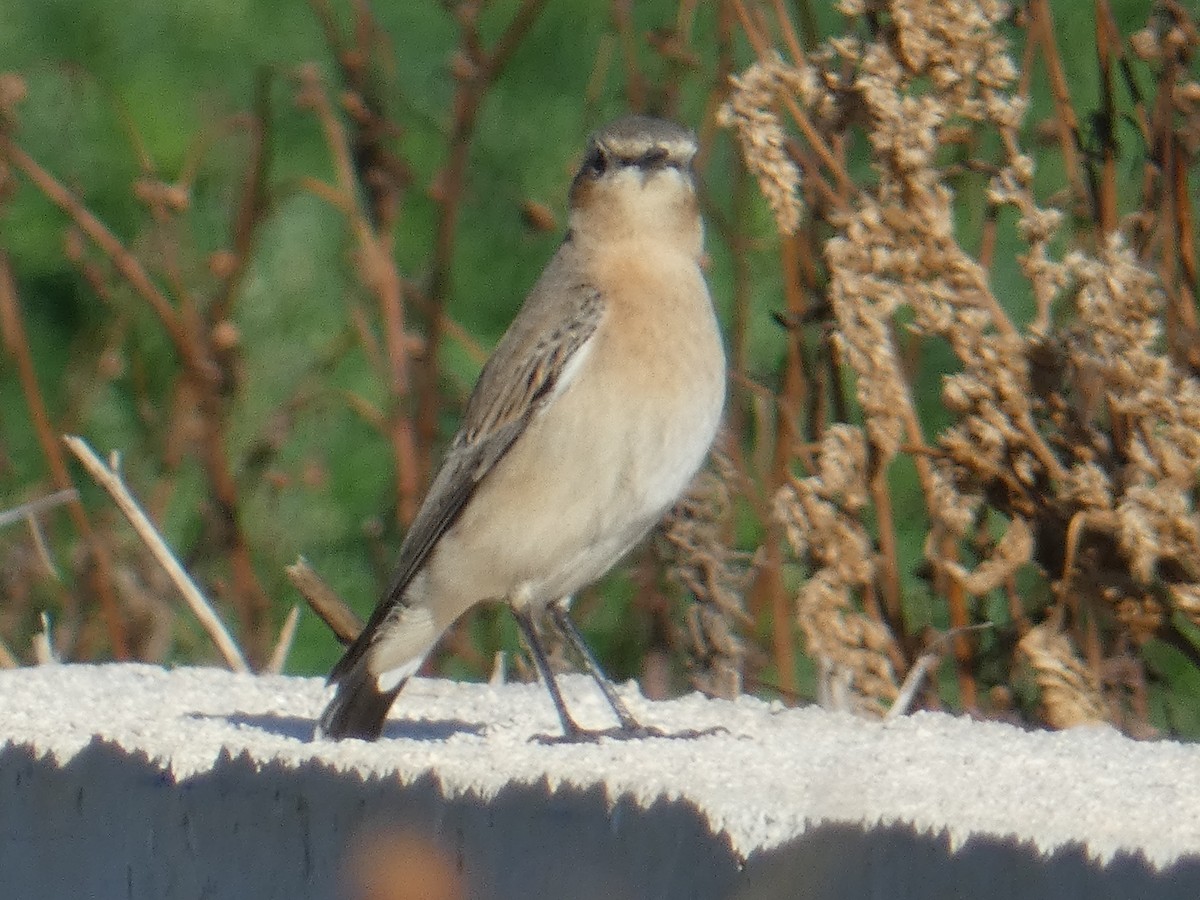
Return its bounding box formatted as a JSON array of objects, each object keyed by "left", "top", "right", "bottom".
[{"left": 329, "top": 282, "right": 603, "bottom": 682}]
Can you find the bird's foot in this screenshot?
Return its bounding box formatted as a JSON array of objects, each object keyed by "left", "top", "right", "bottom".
[{"left": 533, "top": 723, "right": 728, "bottom": 744}]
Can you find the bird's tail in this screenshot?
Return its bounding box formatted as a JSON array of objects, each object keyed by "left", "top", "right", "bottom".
[{"left": 315, "top": 656, "right": 404, "bottom": 741}]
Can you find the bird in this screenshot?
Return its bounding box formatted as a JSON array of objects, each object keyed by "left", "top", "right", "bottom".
[{"left": 317, "top": 115, "right": 726, "bottom": 742}]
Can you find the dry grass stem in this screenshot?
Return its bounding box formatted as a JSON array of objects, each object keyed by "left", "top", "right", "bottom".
[
  {"left": 0, "top": 489, "right": 79, "bottom": 530},
  {"left": 266, "top": 605, "right": 301, "bottom": 675},
  {"left": 285, "top": 557, "right": 365, "bottom": 644},
  {"left": 24, "top": 514, "right": 60, "bottom": 581},
  {"left": 32, "top": 611, "right": 57, "bottom": 666},
  {"left": 63, "top": 435, "right": 249, "bottom": 672},
  {"left": 489, "top": 650, "right": 508, "bottom": 687},
  {"left": 886, "top": 623, "right": 993, "bottom": 720},
  {"left": 886, "top": 651, "right": 939, "bottom": 721}
]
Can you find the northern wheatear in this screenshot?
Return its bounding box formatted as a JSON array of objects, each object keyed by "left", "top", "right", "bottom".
[{"left": 317, "top": 115, "right": 726, "bottom": 741}]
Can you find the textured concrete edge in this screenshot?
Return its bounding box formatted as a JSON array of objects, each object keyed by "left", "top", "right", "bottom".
[
  {"left": 3, "top": 735, "right": 1200, "bottom": 900},
  {"left": 4, "top": 664, "right": 1200, "bottom": 900}
]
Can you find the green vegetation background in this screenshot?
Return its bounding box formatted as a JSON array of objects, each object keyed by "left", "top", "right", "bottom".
[{"left": 0, "top": 0, "right": 1176, "bottom": 704}]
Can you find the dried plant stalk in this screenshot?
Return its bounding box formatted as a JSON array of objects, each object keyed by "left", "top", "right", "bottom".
[
  {"left": 0, "top": 489, "right": 79, "bottom": 530},
  {"left": 727, "top": 0, "right": 1200, "bottom": 731},
  {"left": 663, "top": 466, "right": 751, "bottom": 699},
  {"left": 266, "top": 606, "right": 301, "bottom": 675},
  {"left": 0, "top": 252, "right": 130, "bottom": 658},
  {"left": 1018, "top": 616, "right": 1110, "bottom": 728},
  {"left": 775, "top": 425, "right": 901, "bottom": 716},
  {"left": 286, "top": 557, "right": 365, "bottom": 645},
  {"left": 64, "top": 436, "right": 249, "bottom": 673}
]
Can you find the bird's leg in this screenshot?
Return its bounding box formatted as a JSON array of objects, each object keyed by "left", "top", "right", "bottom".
[
  {"left": 548, "top": 600, "right": 643, "bottom": 732},
  {"left": 550, "top": 600, "right": 730, "bottom": 742},
  {"left": 511, "top": 607, "right": 589, "bottom": 740}
]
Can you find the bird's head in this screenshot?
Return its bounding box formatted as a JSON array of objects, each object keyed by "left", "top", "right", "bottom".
[{"left": 568, "top": 116, "right": 702, "bottom": 256}]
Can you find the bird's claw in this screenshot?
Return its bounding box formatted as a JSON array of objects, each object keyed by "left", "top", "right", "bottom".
[{"left": 533, "top": 722, "right": 728, "bottom": 744}]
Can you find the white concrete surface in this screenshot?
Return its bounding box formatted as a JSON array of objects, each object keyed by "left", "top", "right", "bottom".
[{"left": 1, "top": 664, "right": 1199, "bottom": 899}]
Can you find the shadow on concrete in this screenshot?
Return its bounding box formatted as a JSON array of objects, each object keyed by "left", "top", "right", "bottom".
[
  {"left": 191, "top": 713, "right": 485, "bottom": 743},
  {"left": 734, "top": 821, "right": 1200, "bottom": 900}
]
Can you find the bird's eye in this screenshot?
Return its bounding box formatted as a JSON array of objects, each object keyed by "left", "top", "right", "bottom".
[{"left": 584, "top": 148, "right": 608, "bottom": 177}]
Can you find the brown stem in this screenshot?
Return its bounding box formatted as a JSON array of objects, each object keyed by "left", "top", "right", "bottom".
[
  {"left": 1094, "top": 0, "right": 1119, "bottom": 235},
  {"left": 869, "top": 466, "right": 907, "bottom": 656},
  {"left": 759, "top": 536, "right": 796, "bottom": 695},
  {"left": 789, "top": 139, "right": 847, "bottom": 214},
  {"left": 765, "top": 233, "right": 814, "bottom": 695},
  {"left": 211, "top": 75, "right": 271, "bottom": 324},
  {"left": 728, "top": 151, "right": 752, "bottom": 446},
  {"left": 1169, "top": 138, "right": 1200, "bottom": 374},
  {"left": 2, "top": 139, "right": 218, "bottom": 384},
  {"left": 744, "top": 237, "right": 809, "bottom": 691},
  {"left": 1027, "top": 0, "right": 1089, "bottom": 212},
  {"left": 194, "top": 394, "right": 273, "bottom": 665},
  {"left": 286, "top": 557, "right": 365, "bottom": 644},
  {"left": 0, "top": 255, "right": 130, "bottom": 658},
  {"left": 1006, "top": 574, "right": 1030, "bottom": 635},
  {"left": 771, "top": 0, "right": 806, "bottom": 66},
  {"left": 299, "top": 67, "right": 422, "bottom": 524},
  {"left": 941, "top": 534, "right": 977, "bottom": 709},
  {"left": 418, "top": 0, "right": 550, "bottom": 495},
  {"left": 611, "top": 0, "right": 648, "bottom": 110},
  {"left": 1172, "top": 139, "right": 1198, "bottom": 325}
]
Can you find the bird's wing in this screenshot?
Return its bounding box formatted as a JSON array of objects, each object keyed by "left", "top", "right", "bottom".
[{"left": 330, "top": 279, "right": 604, "bottom": 680}]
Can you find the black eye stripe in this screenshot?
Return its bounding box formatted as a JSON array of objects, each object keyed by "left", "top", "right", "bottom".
[
  {"left": 581, "top": 144, "right": 689, "bottom": 179},
  {"left": 638, "top": 148, "right": 669, "bottom": 167},
  {"left": 584, "top": 147, "right": 607, "bottom": 176},
  {"left": 612, "top": 148, "right": 675, "bottom": 170}
]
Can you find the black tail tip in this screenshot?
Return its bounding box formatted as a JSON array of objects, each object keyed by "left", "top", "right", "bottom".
[{"left": 314, "top": 666, "right": 403, "bottom": 742}]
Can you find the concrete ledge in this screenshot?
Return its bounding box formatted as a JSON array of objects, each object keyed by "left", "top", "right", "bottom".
[{"left": 2, "top": 664, "right": 1199, "bottom": 899}]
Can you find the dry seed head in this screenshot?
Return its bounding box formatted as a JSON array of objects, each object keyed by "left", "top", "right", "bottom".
[
  {"left": 1169, "top": 583, "right": 1200, "bottom": 629},
  {"left": 815, "top": 424, "right": 870, "bottom": 510},
  {"left": 1062, "top": 463, "right": 1114, "bottom": 511},
  {"left": 777, "top": 478, "right": 876, "bottom": 587},
  {"left": 938, "top": 515, "right": 1032, "bottom": 595},
  {"left": 927, "top": 463, "right": 980, "bottom": 536},
  {"left": 797, "top": 571, "right": 900, "bottom": 717},
  {"left": 734, "top": 0, "right": 1200, "bottom": 731},
  {"left": 1113, "top": 594, "right": 1165, "bottom": 646},
  {"left": 718, "top": 56, "right": 806, "bottom": 234},
  {"left": 1064, "top": 236, "right": 1200, "bottom": 586},
  {"left": 1131, "top": 28, "right": 1161, "bottom": 61},
  {"left": 1118, "top": 483, "right": 1200, "bottom": 584},
  {"left": 1018, "top": 619, "right": 1111, "bottom": 728},
  {"left": 664, "top": 468, "right": 750, "bottom": 699}
]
